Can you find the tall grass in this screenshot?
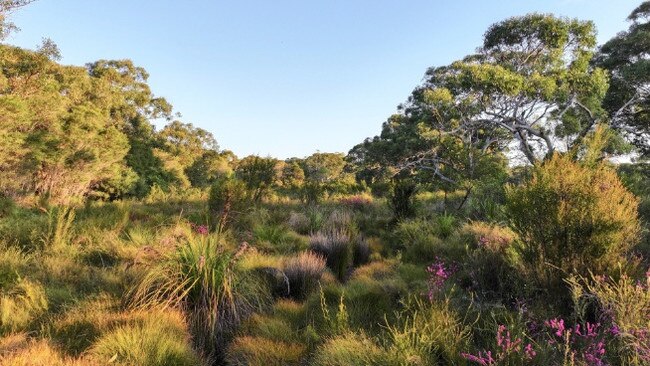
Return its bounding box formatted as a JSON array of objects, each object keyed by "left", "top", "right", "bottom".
[
  {"left": 127, "top": 233, "right": 270, "bottom": 361},
  {"left": 309, "top": 231, "right": 354, "bottom": 282},
  {"left": 44, "top": 206, "right": 75, "bottom": 250},
  {"left": 283, "top": 252, "right": 326, "bottom": 300}
]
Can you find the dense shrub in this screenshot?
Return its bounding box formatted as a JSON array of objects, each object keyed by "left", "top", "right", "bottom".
[
  {"left": 506, "top": 154, "right": 640, "bottom": 289},
  {"left": 389, "top": 179, "right": 417, "bottom": 221},
  {"left": 253, "top": 224, "right": 307, "bottom": 254},
  {"left": 283, "top": 251, "right": 327, "bottom": 300}
]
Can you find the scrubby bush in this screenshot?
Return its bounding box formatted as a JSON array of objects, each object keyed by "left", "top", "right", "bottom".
[
  {"left": 283, "top": 251, "right": 327, "bottom": 300},
  {"left": 382, "top": 299, "right": 471, "bottom": 365},
  {"left": 91, "top": 311, "right": 201, "bottom": 366},
  {"left": 506, "top": 153, "right": 640, "bottom": 290},
  {"left": 389, "top": 179, "right": 417, "bottom": 221}
]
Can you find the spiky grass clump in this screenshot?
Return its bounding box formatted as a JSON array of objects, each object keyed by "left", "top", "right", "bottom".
[
  {"left": 283, "top": 252, "right": 326, "bottom": 300},
  {"left": 0, "top": 279, "right": 48, "bottom": 334},
  {"left": 312, "top": 332, "right": 385, "bottom": 366},
  {"left": 91, "top": 310, "right": 201, "bottom": 366},
  {"left": 128, "top": 234, "right": 270, "bottom": 361},
  {"left": 309, "top": 231, "right": 353, "bottom": 282},
  {"left": 226, "top": 336, "right": 306, "bottom": 366}
]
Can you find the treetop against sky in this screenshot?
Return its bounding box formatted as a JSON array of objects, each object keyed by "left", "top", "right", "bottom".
[{"left": 6, "top": 0, "right": 642, "bottom": 159}]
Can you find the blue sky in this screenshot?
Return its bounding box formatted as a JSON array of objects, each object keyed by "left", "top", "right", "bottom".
[{"left": 7, "top": 0, "right": 641, "bottom": 159}]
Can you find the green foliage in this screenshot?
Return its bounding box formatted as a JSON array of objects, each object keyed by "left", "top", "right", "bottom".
[
  {"left": 236, "top": 155, "right": 279, "bottom": 202},
  {"left": 0, "top": 279, "right": 48, "bottom": 334},
  {"left": 389, "top": 179, "right": 417, "bottom": 221},
  {"left": 506, "top": 153, "right": 640, "bottom": 292},
  {"left": 208, "top": 176, "right": 248, "bottom": 233},
  {"left": 312, "top": 332, "right": 385, "bottom": 366},
  {"left": 309, "top": 231, "right": 354, "bottom": 282}
]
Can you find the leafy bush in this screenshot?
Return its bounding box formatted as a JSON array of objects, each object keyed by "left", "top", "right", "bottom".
[
  {"left": 283, "top": 251, "right": 327, "bottom": 300},
  {"left": 506, "top": 153, "right": 640, "bottom": 289},
  {"left": 91, "top": 311, "right": 201, "bottom": 366},
  {"left": 389, "top": 179, "right": 417, "bottom": 221}
]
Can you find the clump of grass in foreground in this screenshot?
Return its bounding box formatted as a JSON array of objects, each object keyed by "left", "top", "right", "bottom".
[
  {"left": 91, "top": 310, "right": 201, "bottom": 366},
  {"left": 283, "top": 251, "right": 326, "bottom": 300},
  {"left": 309, "top": 231, "right": 353, "bottom": 282},
  {"left": 312, "top": 332, "right": 385, "bottom": 366},
  {"left": 127, "top": 233, "right": 270, "bottom": 362},
  {"left": 0, "top": 279, "right": 48, "bottom": 335},
  {"left": 0, "top": 333, "right": 91, "bottom": 365},
  {"left": 226, "top": 336, "right": 306, "bottom": 366}
]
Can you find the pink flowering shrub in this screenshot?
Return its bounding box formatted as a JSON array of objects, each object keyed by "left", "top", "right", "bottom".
[
  {"left": 462, "top": 325, "right": 536, "bottom": 365},
  {"left": 191, "top": 223, "right": 209, "bottom": 235},
  {"left": 545, "top": 318, "right": 607, "bottom": 366},
  {"left": 426, "top": 258, "right": 455, "bottom": 300}
]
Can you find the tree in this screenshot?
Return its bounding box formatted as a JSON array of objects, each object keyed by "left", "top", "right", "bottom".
[
  {"left": 0, "top": 0, "right": 36, "bottom": 39},
  {"left": 0, "top": 45, "right": 131, "bottom": 203},
  {"left": 596, "top": 1, "right": 650, "bottom": 156},
  {"left": 235, "top": 155, "right": 279, "bottom": 202},
  {"left": 186, "top": 150, "right": 236, "bottom": 188}
]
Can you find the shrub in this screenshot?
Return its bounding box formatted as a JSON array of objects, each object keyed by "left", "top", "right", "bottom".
[
  {"left": 208, "top": 176, "right": 248, "bottom": 233},
  {"left": 91, "top": 311, "right": 201, "bottom": 366},
  {"left": 352, "top": 236, "right": 370, "bottom": 267},
  {"left": 127, "top": 234, "right": 269, "bottom": 361},
  {"left": 389, "top": 179, "right": 417, "bottom": 221},
  {"left": 506, "top": 153, "right": 640, "bottom": 288},
  {"left": 283, "top": 251, "right": 327, "bottom": 300},
  {"left": 309, "top": 231, "right": 354, "bottom": 282},
  {"left": 338, "top": 194, "right": 373, "bottom": 211},
  {"left": 226, "top": 336, "right": 305, "bottom": 366},
  {"left": 312, "top": 332, "right": 385, "bottom": 366}
]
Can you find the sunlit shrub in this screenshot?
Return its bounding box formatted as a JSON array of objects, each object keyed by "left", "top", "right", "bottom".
[
  {"left": 253, "top": 224, "right": 307, "bottom": 254},
  {"left": 506, "top": 153, "right": 640, "bottom": 288}
]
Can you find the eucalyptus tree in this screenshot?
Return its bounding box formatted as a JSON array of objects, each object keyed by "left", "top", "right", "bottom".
[{"left": 596, "top": 1, "right": 650, "bottom": 156}]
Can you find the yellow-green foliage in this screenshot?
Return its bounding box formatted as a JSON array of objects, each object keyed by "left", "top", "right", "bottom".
[
  {"left": 226, "top": 336, "right": 306, "bottom": 366},
  {"left": 460, "top": 221, "right": 516, "bottom": 252},
  {"left": 506, "top": 153, "right": 640, "bottom": 280},
  {"left": 0, "top": 280, "right": 48, "bottom": 334},
  {"left": 0, "top": 333, "right": 93, "bottom": 366},
  {"left": 312, "top": 332, "right": 385, "bottom": 366},
  {"left": 569, "top": 273, "right": 650, "bottom": 365},
  {"left": 383, "top": 299, "right": 470, "bottom": 365},
  {"left": 91, "top": 310, "right": 201, "bottom": 366}
]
